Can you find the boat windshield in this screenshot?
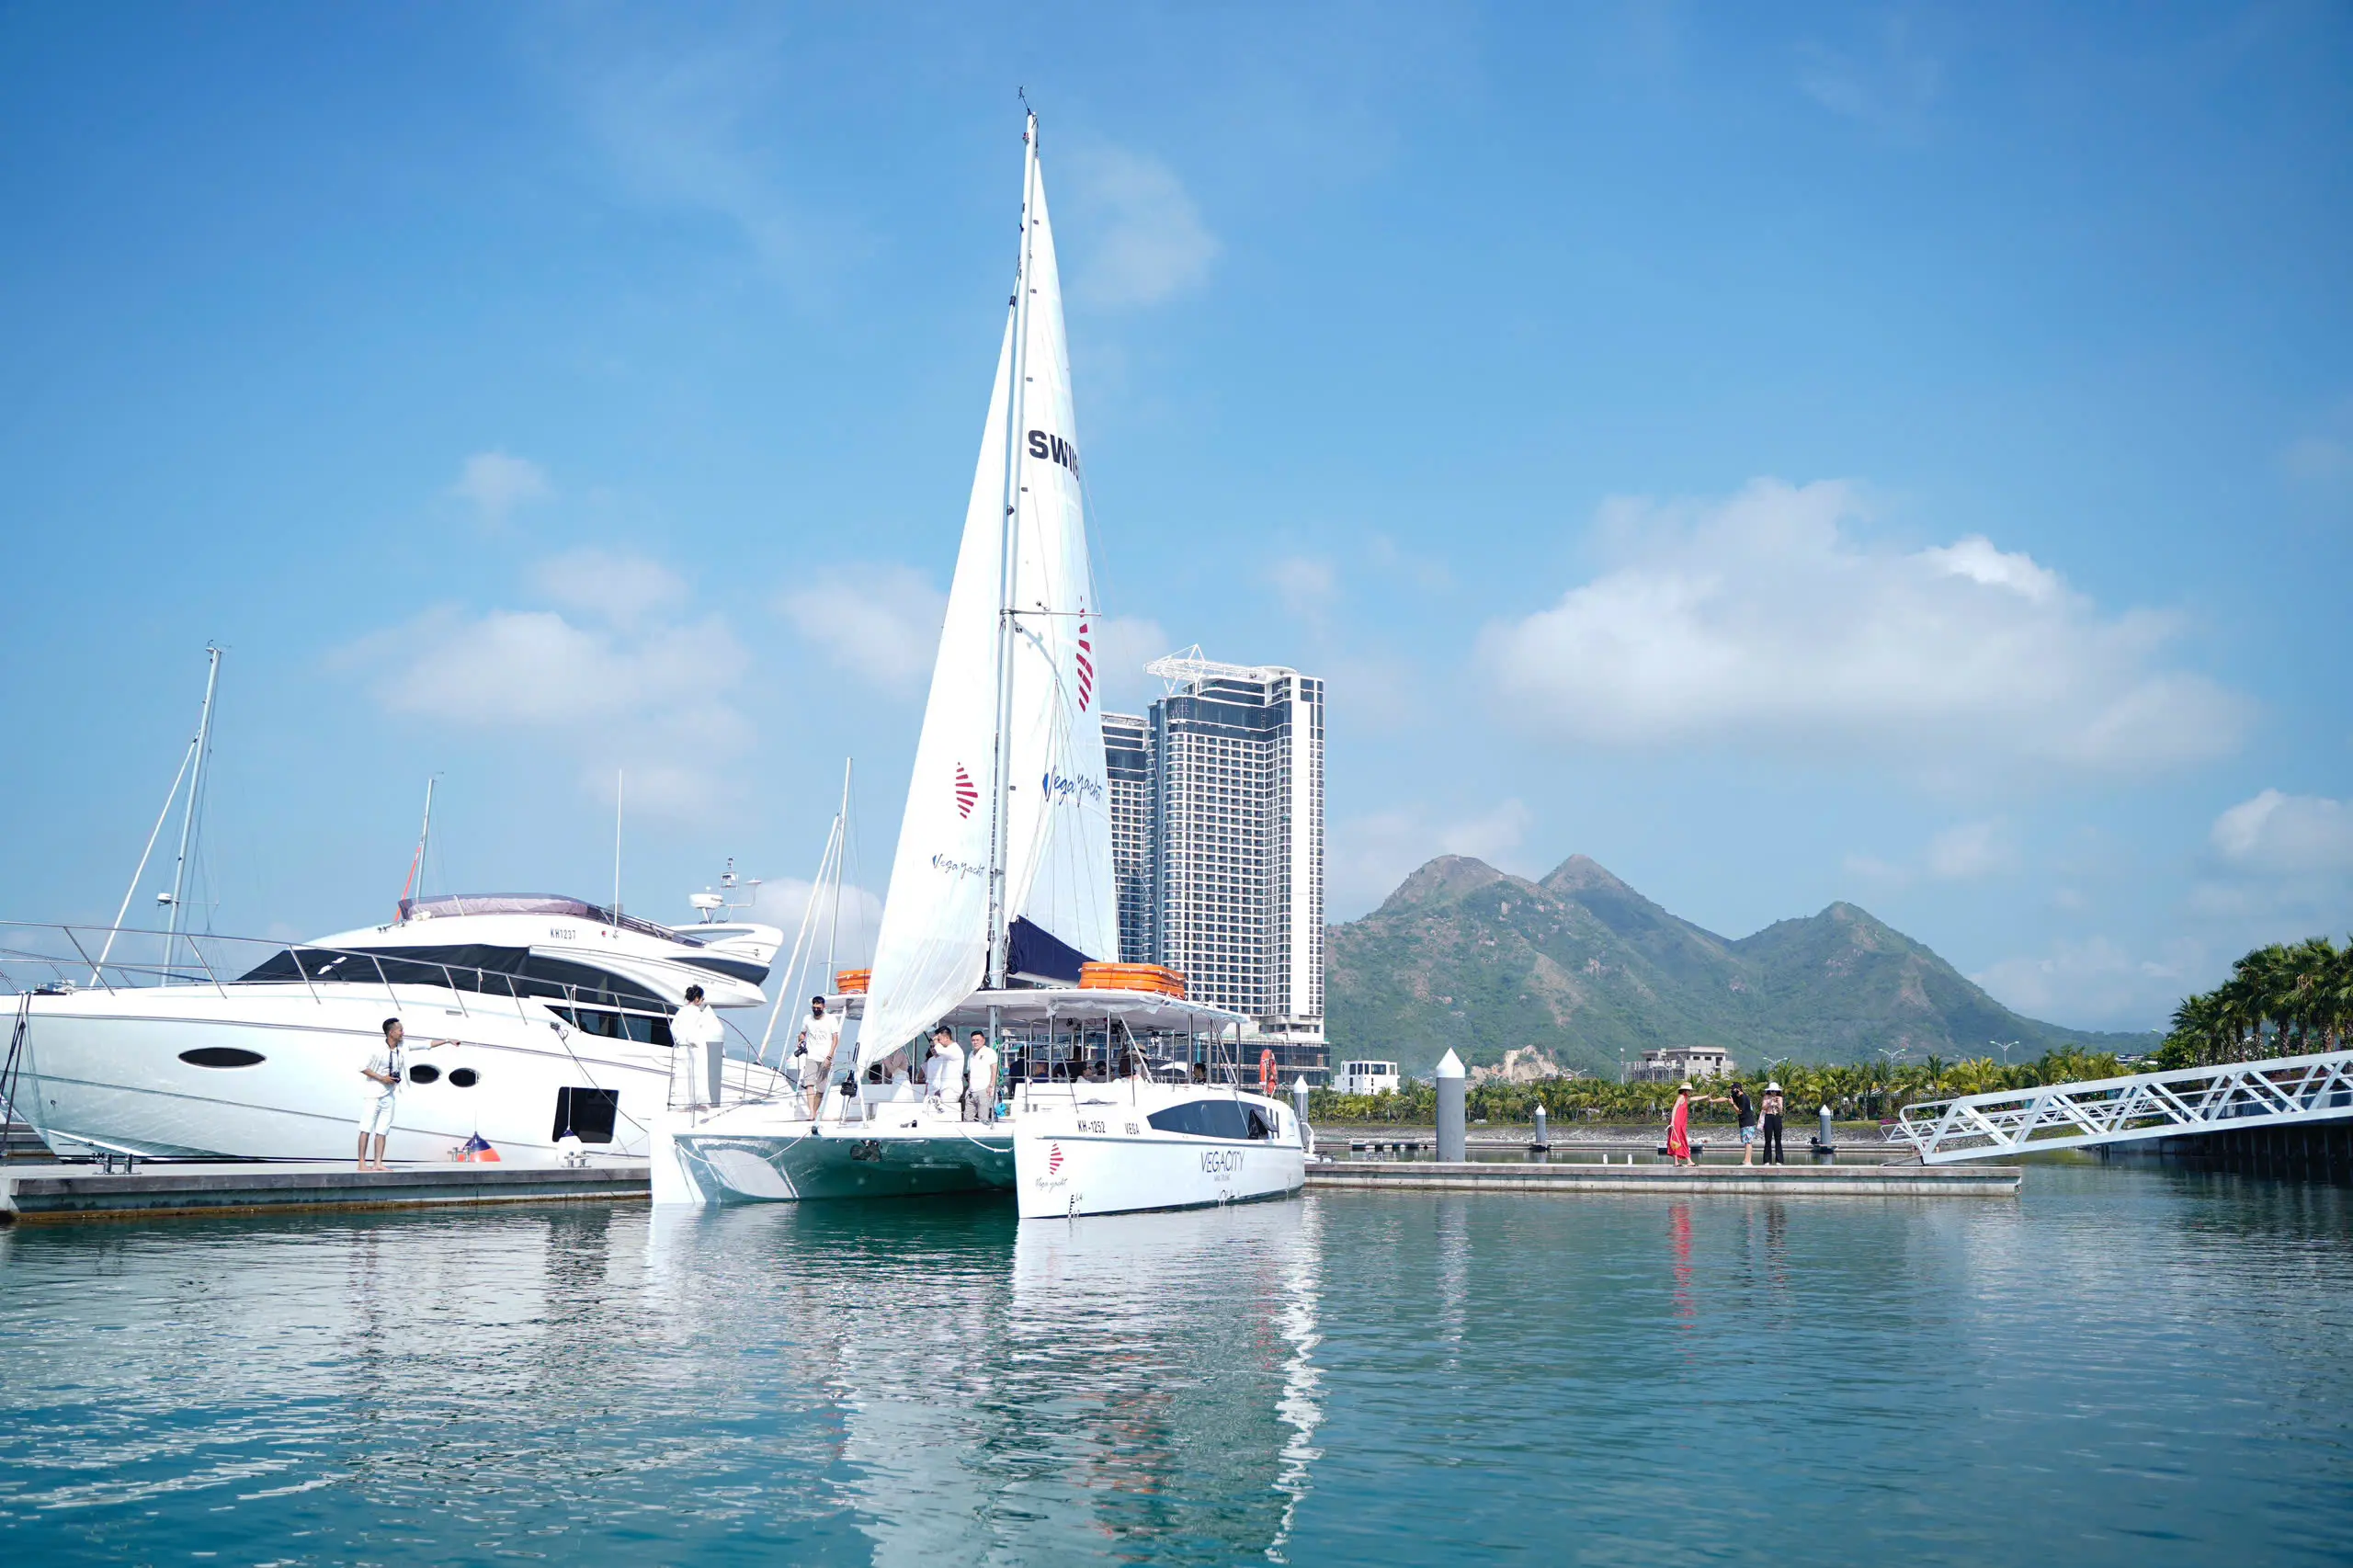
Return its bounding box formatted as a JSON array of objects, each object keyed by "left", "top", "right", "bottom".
[{"left": 395, "top": 894, "right": 705, "bottom": 947}]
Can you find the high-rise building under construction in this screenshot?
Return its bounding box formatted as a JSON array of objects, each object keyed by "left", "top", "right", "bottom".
[{"left": 1103, "top": 651, "right": 1326, "bottom": 1083}]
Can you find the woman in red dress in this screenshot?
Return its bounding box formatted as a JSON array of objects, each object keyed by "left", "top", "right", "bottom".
[{"left": 1666, "top": 1082, "right": 1696, "bottom": 1166}]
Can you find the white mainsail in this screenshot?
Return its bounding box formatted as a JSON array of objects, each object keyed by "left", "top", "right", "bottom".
[{"left": 857, "top": 117, "right": 1116, "bottom": 1071}]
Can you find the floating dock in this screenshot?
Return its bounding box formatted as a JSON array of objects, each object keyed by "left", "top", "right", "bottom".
[
  {"left": 1306, "top": 1159, "right": 2020, "bottom": 1197},
  {"left": 0, "top": 1161, "right": 652, "bottom": 1225}
]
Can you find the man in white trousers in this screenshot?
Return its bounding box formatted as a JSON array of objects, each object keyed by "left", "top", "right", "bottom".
[{"left": 926, "top": 1024, "right": 965, "bottom": 1119}]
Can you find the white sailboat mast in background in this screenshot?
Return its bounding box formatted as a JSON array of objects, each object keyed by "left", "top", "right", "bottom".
[{"left": 857, "top": 108, "right": 1116, "bottom": 1073}]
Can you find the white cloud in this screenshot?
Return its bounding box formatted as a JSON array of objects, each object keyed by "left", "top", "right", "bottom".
[
  {"left": 450, "top": 451, "right": 552, "bottom": 526},
  {"left": 2211, "top": 790, "right": 2353, "bottom": 875},
  {"left": 1268, "top": 554, "right": 1338, "bottom": 618},
  {"left": 531, "top": 548, "right": 688, "bottom": 630},
  {"left": 1063, "top": 142, "right": 1220, "bottom": 310},
  {"left": 741, "top": 877, "right": 887, "bottom": 972},
  {"left": 779, "top": 563, "right": 948, "bottom": 696},
  {"left": 2279, "top": 399, "right": 2353, "bottom": 491},
  {"left": 1927, "top": 819, "right": 2016, "bottom": 881},
  {"left": 359, "top": 608, "right": 742, "bottom": 732},
  {"left": 1972, "top": 937, "right": 2193, "bottom": 1033},
  {"left": 532, "top": 17, "right": 862, "bottom": 299},
  {"left": 1478, "top": 478, "right": 2250, "bottom": 780},
  {"left": 1796, "top": 14, "right": 1944, "bottom": 131},
  {"left": 1093, "top": 615, "right": 1168, "bottom": 712},
  {"left": 338, "top": 555, "right": 751, "bottom": 823},
  {"left": 1329, "top": 800, "right": 1532, "bottom": 916},
  {"left": 2281, "top": 435, "right": 2350, "bottom": 485}
]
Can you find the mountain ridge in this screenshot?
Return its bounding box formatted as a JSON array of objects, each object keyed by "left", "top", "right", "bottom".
[{"left": 1327, "top": 854, "right": 2153, "bottom": 1077}]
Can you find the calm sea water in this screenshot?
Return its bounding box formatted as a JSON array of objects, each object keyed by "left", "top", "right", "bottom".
[{"left": 3, "top": 1165, "right": 2349, "bottom": 1566}]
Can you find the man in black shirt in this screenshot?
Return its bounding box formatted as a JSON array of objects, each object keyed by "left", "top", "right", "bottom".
[{"left": 1704, "top": 1082, "right": 1762, "bottom": 1165}]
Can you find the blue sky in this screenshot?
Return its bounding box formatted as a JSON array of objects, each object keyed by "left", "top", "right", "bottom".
[{"left": 3, "top": 2, "right": 2347, "bottom": 1033}]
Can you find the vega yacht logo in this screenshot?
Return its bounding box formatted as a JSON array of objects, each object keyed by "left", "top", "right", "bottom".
[
  {"left": 1040, "top": 769, "right": 1104, "bottom": 805},
  {"left": 952, "top": 763, "right": 978, "bottom": 819},
  {"left": 930, "top": 853, "right": 986, "bottom": 879},
  {"left": 1075, "top": 619, "right": 1094, "bottom": 711}
]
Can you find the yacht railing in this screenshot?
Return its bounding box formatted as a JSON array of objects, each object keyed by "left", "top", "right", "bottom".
[{"left": 0, "top": 919, "right": 674, "bottom": 1030}]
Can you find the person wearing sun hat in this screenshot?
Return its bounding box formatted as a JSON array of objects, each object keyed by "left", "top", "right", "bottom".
[
  {"left": 1666, "top": 1082, "right": 1697, "bottom": 1166},
  {"left": 1760, "top": 1080, "right": 1788, "bottom": 1165}
]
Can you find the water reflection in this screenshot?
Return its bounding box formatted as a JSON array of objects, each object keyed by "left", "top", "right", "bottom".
[{"left": 7, "top": 1169, "right": 2353, "bottom": 1565}]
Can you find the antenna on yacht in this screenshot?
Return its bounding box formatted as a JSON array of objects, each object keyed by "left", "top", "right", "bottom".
[
  {"left": 612, "top": 769, "right": 623, "bottom": 923},
  {"left": 160, "top": 645, "right": 223, "bottom": 984},
  {"left": 398, "top": 776, "right": 438, "bottom": 919},
  {"left": 690, "top": 858, "right": 764, "bottom": 923}
]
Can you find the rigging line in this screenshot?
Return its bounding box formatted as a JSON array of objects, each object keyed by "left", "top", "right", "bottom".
[
  {"left": 756, "top": 818, "right": 840, "bottom": 1065},
  {"left": 93, "top": 738, "right": 197, "bottom": 983}
]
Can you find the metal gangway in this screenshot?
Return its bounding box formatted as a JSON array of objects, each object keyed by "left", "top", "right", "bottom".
[{"left": 1893, "top": 1050, "right": 2353, "bottom": 1164}]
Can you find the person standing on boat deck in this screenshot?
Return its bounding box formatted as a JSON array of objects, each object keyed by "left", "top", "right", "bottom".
[
  {"left": 926, "top": 1026, "right": 965, "bottom": 1117},
  {"left": 1760, "top": 1081, "right": 1788, "bottom": 1165},
  {"left": 965, "top": 1029, "right": 998, "bottom": 1123},
  {"left": 671, "top": 985, "right": 724, "bottom": 1109},
  {"left": 358, "top": 1018, "right": 449, "bottom": 1171},
  {"left": 793, "top": 995, "right": 841, "bottom": 1119},
  {"left": 1666, "top": 1082, "right": 1697, "bottom": 1167}
]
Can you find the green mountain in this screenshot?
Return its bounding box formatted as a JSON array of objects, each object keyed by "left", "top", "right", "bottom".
[{"left": 1325, "top": 855, "right": 2156, "bottom": 1077}]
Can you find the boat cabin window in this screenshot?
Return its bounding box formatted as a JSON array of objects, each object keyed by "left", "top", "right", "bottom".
[
  {"left": 552, "top": 1006, "right": 673, "bottom": 1045},
  {"left": 552, "top": 1086, "right": 620, "bottom": 1143},
  {"left": 1147, "top": 1099, "right": 1273, "bottom": 1142},
  {"left": 408, "top": 1064, "right": 440, "bottom": 1085},
  {"left": 179, "top": 1047, "right": 265, "bottom": 1069},
  {"left": 448, "top": 1068, "right": 480, "bottom": 1088}
]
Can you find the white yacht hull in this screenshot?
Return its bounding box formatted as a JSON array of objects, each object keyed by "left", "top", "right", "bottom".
[
  {"left": 7, "top": 983, "right": 780, "bottom": 1166},
  {"left": 652, "top": 1097, "right": 1014, "bottom": 1204},
  {"left": 1010, "top": 1084, "right": 1307, "bottom": 1220}
]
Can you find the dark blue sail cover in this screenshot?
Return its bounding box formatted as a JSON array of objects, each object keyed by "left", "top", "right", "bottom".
[{"left": 1006, "top": 916, "right": 1094, "bottom": 984}]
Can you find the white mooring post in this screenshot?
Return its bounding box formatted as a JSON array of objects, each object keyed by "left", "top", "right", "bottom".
[
  {"left": 1533, "top": 1102, "right": 1549, "bottom": 1152},
  {"left": 1292, "top": 1075, "right": 1313, "bottom": 1153},
  {"left": 1819, "top": 1103, "right": 1836, "bottom": 1156},
  {"left": 1436, "top": 1050, "right": 1467, "bottom": 1163}
]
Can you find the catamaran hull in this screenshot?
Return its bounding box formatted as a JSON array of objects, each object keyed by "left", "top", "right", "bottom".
[
  {"left": 1012, "top": 1127, "right": 1304, "bottom": 1220},
  {"left": 6, "top": 985, "right": 731, "bottom": 1166},
  {"left": 653, "top": 1120, "right": 1015, "bottom": 1204}
]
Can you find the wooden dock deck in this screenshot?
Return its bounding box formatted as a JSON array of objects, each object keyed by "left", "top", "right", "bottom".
[
  {"left": 0, "top": 1161, "right": 652, "bottom": 1224},
  {"left": 1306, "top": 1159, "right": 2021, "bottom": 1196}
]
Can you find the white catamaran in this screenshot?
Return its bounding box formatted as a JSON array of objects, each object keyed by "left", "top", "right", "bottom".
[{"left": 653, "top": 109, "right": 1308, "bottom": 1216}]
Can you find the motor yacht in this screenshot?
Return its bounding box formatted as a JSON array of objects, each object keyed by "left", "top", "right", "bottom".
[{"left": 3, "top": 895, "right": 789, "bottom": 1165}]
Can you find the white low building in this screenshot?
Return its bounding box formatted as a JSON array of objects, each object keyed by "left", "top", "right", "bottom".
[
  {"left": 1625, "top": 1045, "right": 1733, "bottom": 1085},
  {"left": 1334, "top": 1060, "right": 1402, "bottom": 1096}
]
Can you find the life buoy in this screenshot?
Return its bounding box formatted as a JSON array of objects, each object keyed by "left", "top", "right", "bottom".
[{"left": 1259, "top": 1048, "right": 1277, "bottom": 1096}]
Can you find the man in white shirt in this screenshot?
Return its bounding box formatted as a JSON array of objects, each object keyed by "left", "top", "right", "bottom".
[
  {"left": 964, "top": 1028, "right": 998, "bottom": 1124},
  {"left": 671, "top": 985, "right": 725, "bottom": 1109},
  {"left": 358, "top": 1017, "right": 449, "bottom": 1170},
  {"left": 926, "top": 1024, "right": 965, "bottom": 1118},
  {"left": 793, "top": 995, "right": 841, "bottom": 1119}
]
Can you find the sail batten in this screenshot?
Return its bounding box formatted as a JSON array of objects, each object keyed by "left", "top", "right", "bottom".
[{"left": 857, "top": 119, "right": 1116, "bottom": 1072}]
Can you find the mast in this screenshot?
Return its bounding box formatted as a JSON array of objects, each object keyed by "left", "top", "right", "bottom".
[
  {"left": 827, "top": 756, "right": 851, "bottom": 983},
  {"left": 398, "top": 776, "right": 437, "bottom": 918},
  {"left": 162, "top": 644, "right": 222, "bottom": 982},
  {"left": 985, "top": 108, "right": 1040, "bottom": 991}
]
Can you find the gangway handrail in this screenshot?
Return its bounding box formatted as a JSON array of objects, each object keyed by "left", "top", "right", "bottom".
[{"left": 1892, "top": 1049, "right": 2353, "bottom": 1164}]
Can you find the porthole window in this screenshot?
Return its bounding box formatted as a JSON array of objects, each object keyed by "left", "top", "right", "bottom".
[
  {"left": 179, "top": 1047, "right": 265, "bottom": 1069},
  {"left": 448, "top": 1067, "right": 480, "bottom": 1088},
  {"left": 408, "top": 1064, "right": 441, "bottom": 1085}
]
